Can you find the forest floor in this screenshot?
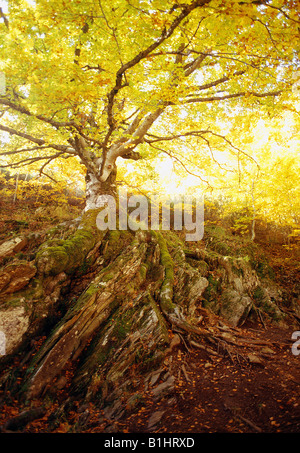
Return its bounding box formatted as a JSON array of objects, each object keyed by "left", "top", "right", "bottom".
[
  {"left": 0, "top": 196, "right": 299, "bottom": 434},
  {"left": 119, "top": 323, "right": 300, "bottom": 434}
]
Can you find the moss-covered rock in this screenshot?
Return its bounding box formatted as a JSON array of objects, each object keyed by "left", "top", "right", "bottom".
[{"left": 220, "top": 289, "right": 252, "bottom": 326}]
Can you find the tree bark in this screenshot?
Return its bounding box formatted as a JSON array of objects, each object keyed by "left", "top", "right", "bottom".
[{"left": 84, "top": 160, "right": 117, "bottom": 211}]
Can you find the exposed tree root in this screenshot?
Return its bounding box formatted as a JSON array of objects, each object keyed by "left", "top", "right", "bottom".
[{"left": 0, "top": 214, "right": 296, "bottom": 428}]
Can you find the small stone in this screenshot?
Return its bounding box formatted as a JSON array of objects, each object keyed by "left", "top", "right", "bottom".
[
  {"left": 147, "top": 410, "right": 165, "bottom": 429},
  {"left": 248, "top": 353, "right": 264, "bottom": 366},
  {"left": 0, "top": 238, "right": 23, "bottom": 257},
  {"left": 152, "top": 375, "right": 175, "bottom": 399}
]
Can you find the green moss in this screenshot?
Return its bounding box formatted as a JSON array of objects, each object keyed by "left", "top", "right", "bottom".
[
  {"left": 252, "top": 285, "right": 282, "bottom": 321},
  {"left": 114, "top": 307, "right": 136, "bottom": 340},
  {"left": 80, "top": 208, "right": 103, "bottom": 231},
  {"left": 253, "top": 285, "right": 265, "bottom": 303},
  {"left": 35, "top": 212, "right": 105, "bottom": 276},
  {"left": 139, "top": 262, "right": 149, "bottom": 281},
  {"left": 156, "top": 232, "right": 174, "bottom": 282},
  {"left": 107, "top": 229, "right": 121, "bottom": 241},
  {"left": 154, "top": 232, "right": 176, "bottom": 314},
  {"left": 202, "top": 274, "right": 221, "bottom": 313},
  {"left": 204, "top": 225, "right": 226, "bottom": 239},
  {"left": 102, "top": 230, "right": 132, "bottom": 263},
  {"left": 101, "top": 272, "right": 115, "bottom": 282},
  {"left": 186, "top": 258, "right": 209, "bottom": 275},
  {"left": 161, "top": 230, "right": 184, "bottom": 250},
  {"left": 251, "top": 259, "right": 275, "bottom": 280},
  {"left": 214, "top": 241, "right": 232, "bottom": 255}
]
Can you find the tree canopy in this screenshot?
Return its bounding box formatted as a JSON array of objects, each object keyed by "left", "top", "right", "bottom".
[{"left": 0, "top": 0, "right": 299, "bottom": 223}]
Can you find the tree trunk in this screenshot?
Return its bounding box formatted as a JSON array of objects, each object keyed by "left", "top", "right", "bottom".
[{"left": 84, "top": 162, "right": 117, "bottom": 212}]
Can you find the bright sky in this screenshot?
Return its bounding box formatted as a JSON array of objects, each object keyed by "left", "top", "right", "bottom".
[{"left": 0, "top": 1, "right": 7, "bottom": 13}]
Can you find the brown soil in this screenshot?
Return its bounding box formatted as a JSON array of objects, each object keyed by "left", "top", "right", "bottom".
[{"left": 118, "top": 323, "right": 300, "bottom": 434}]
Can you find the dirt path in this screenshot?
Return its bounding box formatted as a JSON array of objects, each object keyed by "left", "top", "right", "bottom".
[{"left": 109, "top": 324, "right": 300, "bottom": 434}]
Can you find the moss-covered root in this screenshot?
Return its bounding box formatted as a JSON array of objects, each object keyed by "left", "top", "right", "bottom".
[
  {"left": 156, "top": 232, "right": 206, "bottom": 336},
  {"left": 73, "top": 291, "right": 170, "bottom": 403},
  {"left": 24, "top": 231, "right": 150, "bottom": 399},
  {"left": 35, "top": 209, "right": 105, "bottom": 277},
  {"left": 155, "top": 232, "right": 175, "bottom": 315}
]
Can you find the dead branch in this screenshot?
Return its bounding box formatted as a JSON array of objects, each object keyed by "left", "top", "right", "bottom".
[{"left": 189, "top": 339, "right": 220, "bottom": 356}]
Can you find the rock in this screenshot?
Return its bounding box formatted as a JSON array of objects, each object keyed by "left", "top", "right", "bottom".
[
  {"left": 0, "top": 261, "right": 37, "bottom": 295},
  {"left": 174, "top": 265, "right": 208, "bottom": 315},
  {"left": 0, "top": 306, "right": 30, "bottom": 355},
  {"left": 0, "top": 237, "right": 27, "bottom": 258},
  {"left": 233, "top": 277, "right": 244, "bottom": 293},
  {"left": 152, "top": 375, "right": 175, "bottom": 399},
  {"left": 220, "top": 289, "right": 252, "bottom": 327},
  {"left": 147, "top": 410, "right": 165, "bottom": 429}
]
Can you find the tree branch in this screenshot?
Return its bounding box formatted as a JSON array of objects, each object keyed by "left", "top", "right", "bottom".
[
  {"left": 0, "top": 98, "right": 77, "bottom": 130},
  {"left": 265, "top": 4, "right": 300, "bottom": 24},
  {"left": 184, "top": 53, "right": 209, "bottom": 77},
  {"left": 146, "top": 128, "right": 259, "bottom": 177},
  {"left": 0, "top": 124, "right": 77, "bottom": 153},
  {"left": 0, "top": 7, "right": 9, "bottom": 29},
  {"left": 104, "top": 0, "right": 212, "bottom": 146},
  {"left": 184, "top": 90, "right": 281, "bottom": 104},
  {"left": 0, "top": 152, "right": 70, "bottom": 169},
  {"left": 145, "top": 129, "right": 211, "bottom": 143},
  {"left": 185, "top": 70, "right": 246, "bottom": 95},
  {"left": 202, "top": 130, "right": 260, "bottom": 169},
  {"left": 121, "top": 150, "right": 142, "bottom": 161}
]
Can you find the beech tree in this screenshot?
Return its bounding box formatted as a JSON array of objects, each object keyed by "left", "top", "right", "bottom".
[
  {"left": 0, "top": 0, "right": 299, "bottom": 207},
  {"left": 0, "top": 0, "right": 299, "bottom": 422}
]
